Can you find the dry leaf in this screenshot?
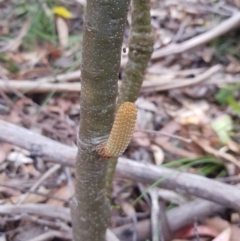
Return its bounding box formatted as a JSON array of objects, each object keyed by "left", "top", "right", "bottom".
[
  {"left": 154, "top": 121, "right": 180, "bottom": 145},
  {"left": 199, "top": 47, "right": 215, "bottom": 63},
  {"left": 206, "top": 217, "right": 240, "bottom": 241},
  {"left": 52, "top": 6, "right": 73, "bottom": 19},
  {"left": 175, "top": 101, "right": 209, "bottom": 125},
  {"left": 151, "top": 144, "right": 164, "bottom": 166},
  {"left": 46, "top": 184, "right": 73, "bottom": 206},
  {"left": 132, "top": 131, "right": 150, "bottom": 147},
  {"left": 7, "top": 186, "right": 49, "bottom": 204},
  {"left": 175, "top": 225, "right": 219, "bottom": 239},
  {"left": 191, "top": 135, "right": 240, "bottom": 169},
  {"left": 212, "top": 228, "right": 231, "bottom": 241},
  {"left": 119, "top": 200, "right": 136, "bottom": 217},
  {"left": 56, "top": 17, "right": 69, "bottom": 48},
  {"left": 227, "top": 139, "right": 240, "bottom": 154},
  {"left": 156, "top": 141, "right": 196, "bottom": 158},
  {"left": 0, "top": 143, "right": 12, "bottom": 164},
  {"left": 136, "top": 98, "right": 158, "bottom": 112},
  {"left": 7, "top": 151, "right": 33, "bottom": 164}
]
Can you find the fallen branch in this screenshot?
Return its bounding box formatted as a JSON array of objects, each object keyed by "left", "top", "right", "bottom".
[
  {"left": 0, "top": 199, "right": 223, "bottom": 241},
  {"left": 0, "top": 119, "right": 240, "bottom": 210},
  {"left": 152, "top": 12, "right": 240, "bottom": 60},
  {"left": 0, "top": 65, "right": 221, "bottom": 94},
  {"left": 0, "top": 80, "right": 81, "bottom": 93},
  {"left": 113, "top": 199, "right": 223, "bottom": 241},
  {"left": 0, "top": 203, "right": 71, "bottom": 222},
  {"left": 26, "top": 230, "right": 71, "bottom": 241},
  {"left": 142, "top": 65, "right": 222, "bottom": 92}
]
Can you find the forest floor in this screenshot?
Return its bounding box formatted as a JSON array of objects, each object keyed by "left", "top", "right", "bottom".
[{"left": 1, "top": 0, "right": 240, "bottom": 241}]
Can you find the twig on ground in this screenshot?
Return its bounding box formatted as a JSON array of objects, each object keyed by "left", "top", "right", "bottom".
[
  {"left": 149, "top": 189, "right": 160, "bottom": 241},
  {"left": 136, "top": 129, "right": 191, "bottom": 143},
  {"left": 106, "top": 230, "right": 121, "bottom": 241},
  {"left": 142, "top": 65, "right": 222, "bottom": 92},
  {"left": 117, "top": 159, "right": 240, "bottom": 210},
  {"left": 26, "top": 230, "right": 71, "bottom": 241},
  {"left": 0, "top": 119, "right": 240, "bottom": 211},
  {"left": 113, "top": 199, "right": 223, "bottom": 241},
  {"left": 157, "top": 189, "right": 188, "bottom": 205},
  {"left": 17, "top": 164, "right": 61, "bottom": 204},
  {"left": 0, "top": 19, "right": 31, "bottom": 53},
  {"left": 191, "top": 135, "right": 240, "bottom": 169},
  {"left": 0, "top": 204, "right": 71, "bottom": 222},
  {"left": 194, "top": 217, "right": 200, "bottom": 241},
  {"left": 0, "top": 199, "right": 223, "bottom": 241},
  {"left": 0, "top": 184, "right": 66, "bottom": 202},
  {"left": 0, "top": 205, "right": 122, "bottom": 241},
  {"left": 172, "top": 16, "right": 192, "bottom": 43},
  {"left": 0, "top": 65, "right": 221, "bottom": 94},
  {"left": 152, "top": 12, "right": 240, "bottom": 60},
  {"left": 0, "top": 72, "right": 72, "bottom": 123},
  {"left": 19, "top": 214, "right": 71, "bottom": 232},
  {"left": 0, "top": 81, "right": 81, "bottom": 93}
]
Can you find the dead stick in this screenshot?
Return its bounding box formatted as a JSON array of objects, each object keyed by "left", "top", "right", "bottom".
[
  {"left": 0, "top": 199, "right": 223, "bottom": 241},
  {"left": 152, "top": 12, "right": 240, "bottom": 60},
  {"left": 0, "top": 119, "right": 240, "bottom": 210},
  {"left": 0, "top": 65, "right": 220, "bottom": 94},
  {"left": 0, "top": 81, "right": 81, "bottom": 93},
  {"left": 113, "top": 199, "right": 223, "bottom": 241},
  {"left": 141, "top": 65, "right": 222, "bottom": 92}
]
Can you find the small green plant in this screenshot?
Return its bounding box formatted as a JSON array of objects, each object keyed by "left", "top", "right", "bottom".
[
  {"left": 215, "top": 84, "right": 240, "bottom": 114},
  {"left": 0, "top": 54, "right": 19, "bottom": 73},
  {"left": 24, "top": 9, "right": 57, "bottom": 48},
  {"left": 210, "top": 35, "right": 240, "bottom": 61},
  {"left": 132, "top": 156, "right": 225, "bottom": 206}
]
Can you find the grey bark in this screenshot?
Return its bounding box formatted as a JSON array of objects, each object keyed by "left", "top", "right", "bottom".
[{"left": 71, "top": 1, "right": 130, "bottom": 241}]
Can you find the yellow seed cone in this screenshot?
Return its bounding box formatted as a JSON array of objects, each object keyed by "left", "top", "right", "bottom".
[{"left": 101, "top": 102, "right": 137, "bottom": 158}]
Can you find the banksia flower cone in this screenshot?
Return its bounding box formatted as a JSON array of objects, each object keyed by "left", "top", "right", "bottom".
[{"left": 98, "top": 102, "right": 137, "bottom": 158}]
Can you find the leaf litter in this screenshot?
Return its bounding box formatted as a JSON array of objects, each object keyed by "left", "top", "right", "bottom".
[{"left": 1, "top": 0, "right": 240, "bottom": 240}]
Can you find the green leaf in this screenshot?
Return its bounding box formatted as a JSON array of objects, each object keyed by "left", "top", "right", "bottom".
[
  {"left": 211, "top": 115, "right": 233, "bottom": 144},
  {"left": 215, "top": 87, "right": 232, "bottom": 104},
  {"left": 227, "top": 97, "right": 240, "bottom": 114}
]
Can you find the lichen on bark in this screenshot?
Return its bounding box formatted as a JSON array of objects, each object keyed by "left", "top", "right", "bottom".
[{"left": 71, "top": 1, "right": 130, "bottom": 241}]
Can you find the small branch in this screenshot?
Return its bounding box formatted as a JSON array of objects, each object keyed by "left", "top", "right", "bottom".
[
  {"left": 152, "top": 12, "right": 240, "bottom": 60},
  {"left": 107, "top": 0, "right": 153, "bottom": 200},
  {"left": 1, "top": 119, "right": 240, "bottom": 211},
  {"left": 118, "top": 0, "right": 153, "bottom": 103}
]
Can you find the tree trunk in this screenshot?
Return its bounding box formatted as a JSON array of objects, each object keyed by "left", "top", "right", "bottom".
[{"left": 71, "top": 1, "right": 130, "bottom": 241}]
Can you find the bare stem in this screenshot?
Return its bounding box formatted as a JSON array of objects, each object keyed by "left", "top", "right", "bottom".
[
  {"left": 72, "top": 1, "right": 130, "bottom": 241},
  {"left": 107, "top": 0, "right": 153, "bottom": 196}
]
